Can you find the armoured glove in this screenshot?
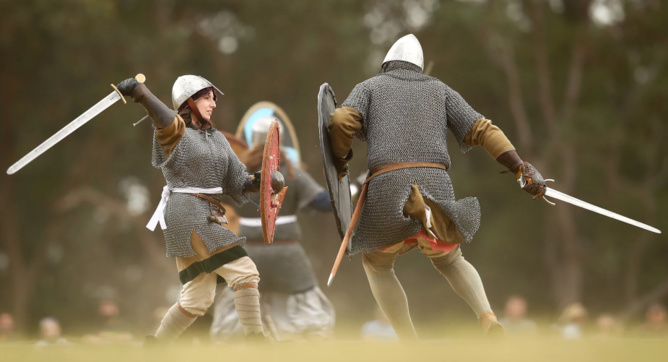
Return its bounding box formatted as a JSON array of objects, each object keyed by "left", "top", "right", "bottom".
[
  {"left": 496, "top": 150, "right": 547, "bottom": 199},
  {"left": 116, "top": 78, "right": 140, "bottom": 96},
  {"left": 516, "top": 162, "right": 547, "bottom": 199},
  {"left": 243, "top": 171, "right": 285, "bottom": 194}
]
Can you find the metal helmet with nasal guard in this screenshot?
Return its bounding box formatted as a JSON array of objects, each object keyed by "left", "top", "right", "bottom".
[
  {"left": 382, "top": 34, "right": 424, "bottom": 71},
  {"left": 171, "top": 75, "right": 224, "bottom": 111}
]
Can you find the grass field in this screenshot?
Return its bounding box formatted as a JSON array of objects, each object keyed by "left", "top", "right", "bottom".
[{"left": 2, "top": 337, "right": 667, "bottom": 362}]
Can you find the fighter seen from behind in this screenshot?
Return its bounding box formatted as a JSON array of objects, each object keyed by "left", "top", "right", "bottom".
[{"left": 323, "top": 34, "right": 550, "bottom": 339}]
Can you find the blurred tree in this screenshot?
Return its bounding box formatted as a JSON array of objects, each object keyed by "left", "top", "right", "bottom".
[{"left": 472, "top": 0, "right": 667, "bottom": 312}]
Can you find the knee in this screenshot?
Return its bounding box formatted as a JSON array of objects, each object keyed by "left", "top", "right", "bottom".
[
  {"left": 230, "top": 269, "right": 260, "bottom": 290},
  {"left": 231, "top": 275, "right": 260, "bottom": 290},
  {"left": 179, "top": 290, "right": 215, "bottom": 317},
  {"left": 431, "top": 246, "right": 463, "bottom": 271},
  {"left": 223, "top": 257, "right": 260, "bottom": 288},
  {"left": 363, "top": 253, "right": 395, "bottom": 276}
]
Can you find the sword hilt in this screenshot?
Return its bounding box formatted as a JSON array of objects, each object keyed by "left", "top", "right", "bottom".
[
  {"left": 110, "top": 73, "right": 146, "bottom": 105},
  {"left": 539, "top": 179, "right": 556, "bottom": 205}
]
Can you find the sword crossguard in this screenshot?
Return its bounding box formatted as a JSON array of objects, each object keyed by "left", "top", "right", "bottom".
[
  {"left": 110, "top": 73, "right": 146, "bottom": 106},
  {"left": 540, "top": 179, "right": 556, "bottom": 205},
  {"left": 110, "top": 84, "right": 127, "bottom": 104},
  {"left": 542, "top": 195, "right": 556, "bottom": 205}
]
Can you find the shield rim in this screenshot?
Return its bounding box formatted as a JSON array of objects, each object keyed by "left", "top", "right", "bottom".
[
  {"left": 235, "top": 101, "right": 301, "bottom": 166},
  {"left": 317, "top": 83, "right": 353, "bottom": 242},
  {"left": 260, "top": 120, "right": 283, "bottom": 245}
]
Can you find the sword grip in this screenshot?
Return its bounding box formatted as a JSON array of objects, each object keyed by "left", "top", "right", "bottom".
[{"left": 111, "top": 74, "right": 146, "bottom": 105}]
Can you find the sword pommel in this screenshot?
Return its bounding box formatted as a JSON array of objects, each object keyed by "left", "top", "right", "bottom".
[{"left": 135, "top": 73, "right": 146, "bottom": 84}]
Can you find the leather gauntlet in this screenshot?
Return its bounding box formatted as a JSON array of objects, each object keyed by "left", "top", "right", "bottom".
[
  {"left": 516, "top": 162, "right": 547, "bottom": 199},
  {"left": 116, "top": 78, "right": 176, "bottom": 129},
  {"left": 496, "top": 150, "right": 547, "bottom": 199}
]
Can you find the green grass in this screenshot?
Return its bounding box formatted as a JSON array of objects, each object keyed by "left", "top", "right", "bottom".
[{"left": 2, "top": 338, "right": 667, "bottom": 362}]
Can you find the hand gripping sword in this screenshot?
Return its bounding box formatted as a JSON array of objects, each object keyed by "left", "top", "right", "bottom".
[
  {"left": 520, "top": 178, "right": 662, "bottom": 234},
  {"left": 6, "top": 74, "right": 146, "bottom": 175}
]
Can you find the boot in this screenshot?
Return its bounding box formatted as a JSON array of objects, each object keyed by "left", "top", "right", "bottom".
[{"left": 479, "top": 311, "right": 505, "bottom": 337}]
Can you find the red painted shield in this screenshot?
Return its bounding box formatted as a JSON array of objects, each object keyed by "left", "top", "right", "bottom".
[{"left": 260, "top": 120, "right": 287, "bottom": 245}]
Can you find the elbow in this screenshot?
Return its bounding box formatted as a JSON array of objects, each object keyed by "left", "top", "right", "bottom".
[{"left": 308, "top": 191, "right": 332, "bottom": 212}]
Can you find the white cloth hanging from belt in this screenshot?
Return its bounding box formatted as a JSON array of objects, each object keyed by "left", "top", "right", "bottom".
[
  {"left": 238, "top": 215, "right": 297, "bottom": 227},
  {"left": 146, "top": 185, "right": 223, "bottom": 231}
]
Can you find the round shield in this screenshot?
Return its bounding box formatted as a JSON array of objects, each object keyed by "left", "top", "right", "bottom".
[
  {"left": 236, "top": 101, "right": 301, "bottom": 168},
  {"left": 318, "top": 83, "right": 353, "bottom": 242},
  {"left": 260, "top": 120, "right": 288, "bottom": 245}
]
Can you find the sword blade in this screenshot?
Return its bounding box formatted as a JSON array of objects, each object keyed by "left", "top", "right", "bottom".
[
  {"left": 7, "top": 91, "right": 121, "bottom": 175},
  {"left": 544, "top": 188, "right": 661, "bottom": 234}
]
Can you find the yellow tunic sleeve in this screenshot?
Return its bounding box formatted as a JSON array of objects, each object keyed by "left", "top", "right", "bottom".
[
  {"left": 464, "top": 118, "right": 515, "bottom": 159},
  {"left": 329, "top": 106, "right": 363, "bottom": 159},
  {"left": 155, "top": 115, "right": 186, "bottom": 159}
]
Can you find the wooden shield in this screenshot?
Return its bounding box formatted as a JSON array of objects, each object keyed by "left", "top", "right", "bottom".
[
  {"left": 318, "top": 83, "right": 353, "bottom": 242},
  {"left": 260, "top": 120, "right": 288, "bottom": 245}
]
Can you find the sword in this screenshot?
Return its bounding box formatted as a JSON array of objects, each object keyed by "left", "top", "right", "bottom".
[
  {"left": 519, "top": 172, "right": 661, "bottom": 234},
  {"left": 6, "top": 74, "right": 146, "bottom": 175},
  {"left": 542, "top": 187, "right": 661, "bottom": 234}
]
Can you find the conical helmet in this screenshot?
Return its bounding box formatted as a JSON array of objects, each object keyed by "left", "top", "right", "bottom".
[
  {"left": 382, "top": 34, "right": 424, "bottom": 70},
  {"left": 171, "top": 75, "right": 224, "bottom": 111}
]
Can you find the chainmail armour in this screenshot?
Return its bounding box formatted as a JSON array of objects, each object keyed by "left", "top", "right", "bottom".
[
  {"left": 342, "top": 61, "right": 482, "bottom": 255},
  {"left": 152, "top": 127, "right": 249, "bottom": 257},
  {"left": 236, "top": 165, "right": 323, "bottom": 293}
]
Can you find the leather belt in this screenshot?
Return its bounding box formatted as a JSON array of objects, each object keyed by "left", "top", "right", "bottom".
[
  {"left": 366, "top": 161, "right": 447, "bottom": 184},
  {"left": 328, "top": 161, "right": 449, "bottom": 283}
]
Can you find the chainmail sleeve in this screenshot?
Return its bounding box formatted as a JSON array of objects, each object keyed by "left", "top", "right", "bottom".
[
  {"left": 293, "top": 168, "right": 324, "bottom": 211},
  {"left": 221, "top": 135, "right": 250, "bottom": 206},
  {"left": 151, "top": 127, "right": 186, "bottom": 171},
  {"left": 342, "top": 81, "right": 371, "bottom": 141},
  {"left": 151, "top": 129, "right": 168, "bottom": 168},
  {"left": 445, "top": 85, "right": 484, "bottom": 153}
]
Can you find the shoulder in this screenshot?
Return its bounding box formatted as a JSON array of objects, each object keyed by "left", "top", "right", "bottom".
[
  {"left": 441, "top": 82, "right": 462, "bottom": 95},
  {"left": 351, "top": 78, "right": 374, "bottom": 91}
]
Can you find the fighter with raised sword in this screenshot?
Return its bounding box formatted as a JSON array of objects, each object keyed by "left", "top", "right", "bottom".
[{"left": 7, "top": 73, "right": 289, "bottom": 345}]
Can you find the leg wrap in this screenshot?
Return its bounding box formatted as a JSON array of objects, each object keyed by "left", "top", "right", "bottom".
[
  {"left": 430, "top": 249, "right": 492, "bottom": 318},
  {"left": 363, "top": 252, "right": 418, "bottom": 341},
  {"left": 233, "top": 284, "right": 264, "bottom": 335},
  {"left": 154, "top": 303, "right": 197, "bottom": 342}
]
